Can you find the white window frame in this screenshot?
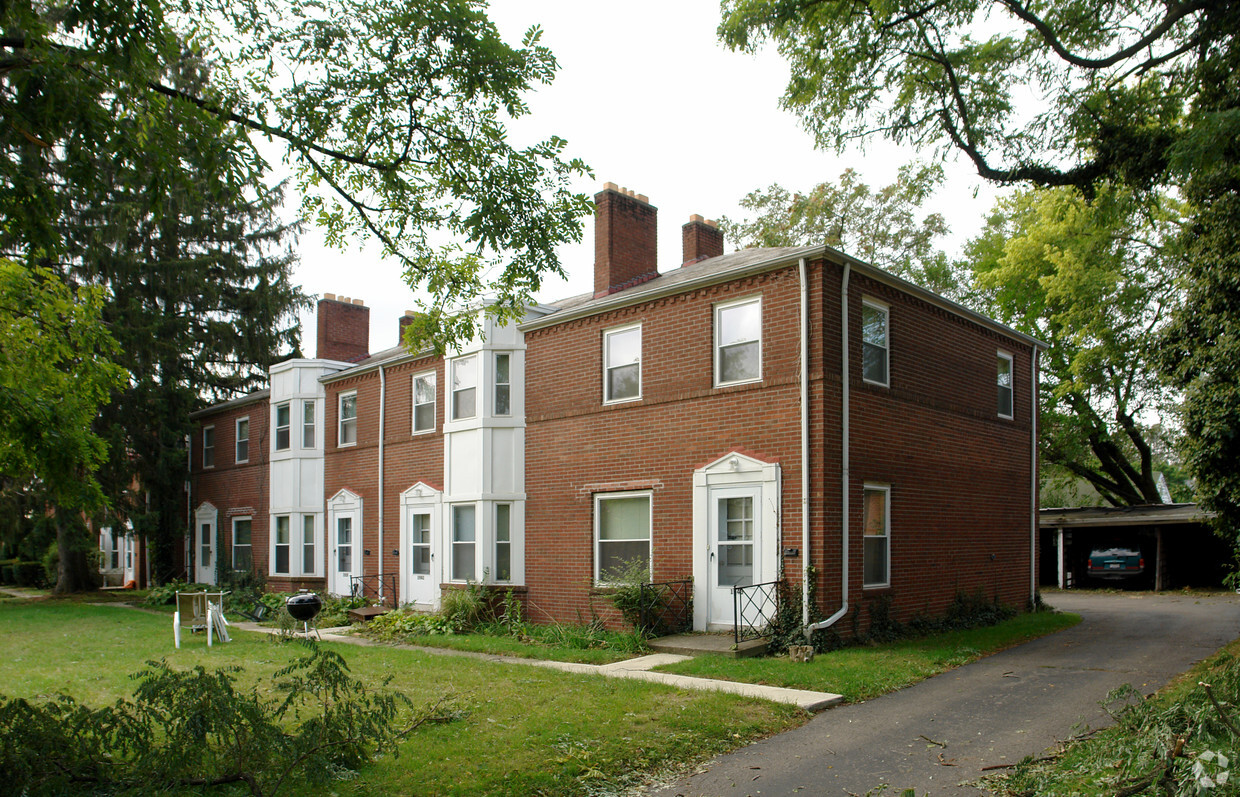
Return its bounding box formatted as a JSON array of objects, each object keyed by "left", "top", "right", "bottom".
[
  {"left": 202, "top": 426, "right": 215, "bottom": 469},
  {"left": 338, "top": 391, "right": 357, "bottom": 447},
  {"left": 301, "top": 514, "right": 318, "bottom": 576},
  {"left": 231, "top": 516, "right": 253, "bottom": 571},
  {"left": 862, "top": 483, "right": 891, "bottom": 589},
  {"left": 273, "top": 514, "right": 291, "bottom": 575},
  {"left": 451, "top": 355, "right": 477, "bottom": 421},
  {"left": 450, "top": 503, "right": 477, "bottom": 582},
  {"left": 861, "top": 298, "right": 890, "bottom": 387},
  {"left": 997, "top": 350, "right": 1014, "bottom": 419},
  {"left": 412, "top": 371, "right": 436, "bottom": 434},
  {"left": 494, "top": 353, "right": 512, "bottom": 416},
  {"left": 494, "top": 503, "right": 512, "bottom": 583},
  {"left": 234, "top": 417, "right": 249, "bottom": 463},
  {"left": 603, "top": 323, "right": 642, "bottom": 403},
  {"left": 302, "top": 400, "right": 316, "bottom": 448},
  {"left": 594, "top": 490, "right": 652, "bottom": 585},
  {"left": 274, "top": 402, "right": 291, "bottom": 451},
  {"left": 714, "top": 296, "right": 762, "bottom": 387}
]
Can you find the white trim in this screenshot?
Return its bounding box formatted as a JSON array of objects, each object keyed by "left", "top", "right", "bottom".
[
  {"left": 997, "top": 350, "right": 1015, "bottom": 420},
  {"left": 602, "top": 323, "right": 642, "bottom": 404},
  {"left": 593, "top": 490, "right": 653, "bottom": 586},
  {"left": 399, "top": 482, "right": 442, "bottom": 607},
  {"left": 714, "top": 296, "right": 763, "bottom": 387},
  {"left": 450, "top": 354, "right": 478, "bottom": 421},
  {"left": 448, "top": 501, "right": 479, "bottom": 583},
  {"left": 494, "top": 502, "right": 513, "bottom": 583},
  {"left": 412, "top": 370, "right": 437, "bottom": 434},
  {"left": 271, "top": 514, "right": 292, "bottom": 576},
  {"left": 494, "top": 352, "right": 513, "bottom": 417},
  {"left": 301, "top": 399, "right": 317, "bottom": 449},
  {"left": 338, "top": 391, "right": 357, "bottom": 447},
  {"left": 235, "top": 417, "right": 250, "bottom": 463},
  {"left": 194, "top": 502, "right": 218, "bottom": 585},
  {"left": 862, "top": 483, "right": 891, "bottom": 589},
  {"left": 201, "top": 425, "right": 215, "bottom": 469},
  {"left": 231, "top": 515, "right": 253, "bottom": 571},
  {"left": 861, "top": 297, "right": 890, "bottom": 387},
  {"left": 327, "top": 489, "right": 363, "bottom": 595},
  {"left": 274, "top": 401, "right": 291, "bottom": 451}
]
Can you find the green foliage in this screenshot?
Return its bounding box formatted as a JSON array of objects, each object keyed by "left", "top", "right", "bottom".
[
  {"left": 996, "top": 650, "right": 1240, "bottom": 796},
  {"left": 439, "top": 581, "right": 492, "bottom": 633},
  {"left": 13, "top": 561, "right": 44, "bottom": 588},
  {"left": 722, "top": 163, "right": 964, "bottom": 298},
  {"left": 602, "top": 558, "right": 661, "bottom": 633},
  {"left": 0, "top": 641, "right": 436, "bottom": 796},
  {"left": 966, "top": 185, "right": 1185, "bottom": 506}
]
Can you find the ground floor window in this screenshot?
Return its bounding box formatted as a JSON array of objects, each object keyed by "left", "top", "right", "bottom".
[
  {"left": 451, "top": 504, "right": 476, "bottom": 582},
  {"left": 274, "top": 515, "right": 290, "bottom": 574},
  {"left": 232, "top": 517, "right": 252, "bottom": 571},
  {"left": 863, "top": 484, "right": 890, "bottom": 588},
  {"left": 595, "top": 491, "right": 651, "bottom": 584}
]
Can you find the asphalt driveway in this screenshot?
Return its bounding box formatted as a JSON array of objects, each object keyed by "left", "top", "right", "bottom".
[{"left": 651, "top": 591, "right": 1240, "bottom": 797}]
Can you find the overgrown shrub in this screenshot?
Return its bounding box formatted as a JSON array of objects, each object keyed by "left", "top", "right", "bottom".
[
  {"left": 14, "top": 561, "right": 45, "bottom": 587},
  {"left": 0, "top": 558, "right": 18, "bottom": 585},
  {"left": 40, "top": 541, "right": 58, "bottom": 586},
  {"left": 141, "top": 580, "right": 213, "bottom": 607},
  {"left": 440, "top": 581, "right": 490, "bottom": 632},
  {"left": 0, "top": 641, "right": 453, "bottom": 797}
]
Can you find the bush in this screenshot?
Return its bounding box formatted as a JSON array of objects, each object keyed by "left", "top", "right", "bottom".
[
  {"left": 14, "top": 561, "right": 44, "bottom": 588},
  {"left": 0, "top": 642, "right": 453, "bottom": 797},
  {"left": 602, "top": 558, "right": 662, "bottom": 633},
  {"left": 0, "top": 558, "right": 18, "bottom": 585},
  {"left": 40, "top": 542, "right": 58, "bottom": 587},
  {"left": 440, "top": 581, "right": 490, "bottom": 632}
]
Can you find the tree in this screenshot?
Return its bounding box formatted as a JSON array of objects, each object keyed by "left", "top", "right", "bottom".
[
  {"left": 0, "top": 261, "right": 125, "bottom": 592},
  {"left": 721, "top": 163, "right": 964, "bottom": 297},
  {"left": 966, "top": 185, "right": 1184, "bottom": 506},
  {"left": 2, "top": 0, "right": 593, "bottom": 352}
]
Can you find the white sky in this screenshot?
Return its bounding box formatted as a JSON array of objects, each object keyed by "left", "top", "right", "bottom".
[{"left": 290, "top": 0, "right": 1005, "bottom": 356}]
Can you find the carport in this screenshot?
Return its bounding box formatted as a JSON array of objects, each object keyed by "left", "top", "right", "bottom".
[{"left": 1040, "top": 503, "right": 1225, "bottom": 591}]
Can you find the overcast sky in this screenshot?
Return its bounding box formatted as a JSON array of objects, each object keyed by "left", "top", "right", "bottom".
[{"left": 291, "top": 0, "right": 1005, "bottom": 356}]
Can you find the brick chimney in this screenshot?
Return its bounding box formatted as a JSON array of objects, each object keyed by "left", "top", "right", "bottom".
[
  {"left": 594, "top": 182, "right": 658, "bottom": 298},
  {"left": 398, "top": 310, "right": 417, "bottom": 346},
  {"left": 317, "top": 294, "right": 370, "bottom": 362},
  {"left": 682, "top": 214, "right": 723, "bottom": 265}
]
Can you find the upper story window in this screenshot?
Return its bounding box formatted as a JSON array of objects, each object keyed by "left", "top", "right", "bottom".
[
  {"left": 452, "top": 355, "right": 477, "bottom": 420},
  {"left": 715, "top": 297, "right": 762, "bottom": 386},
  {"left": 413, "top": 372, "right": 436, "bottom": 433},
  {"left": 303, "top": 401, "right": 316, "bottom": 448},
  {"left": 339, "top": 392, "right": 357, "bottom": 446},
  {"left": 595, "top": 491, "right": 652, "bottom": 584},
  {"left": 604, "top": 324, "right": 641, "bottom": 402},
  {"left": 861, "top": 298, "right": 889, "bottom": 386},
  {"left": 494, "top": 353, "right": 511, "bottom": 416},
  {"left": 997, "top": 351, "right": 1014, "bottom": 419},
  {"left": 274, "top": 402, "right": 291, "bottom": 451},
  {"left": 202, "top": 426, "right": 215, "bottom": 469},
  {"left": 235, "top": 417, "right": 249, "bottom": 463}
]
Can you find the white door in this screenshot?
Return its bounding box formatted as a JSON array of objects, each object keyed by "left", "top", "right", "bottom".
[
  {"left": 407, "top": 508, "right": 437, "bottom": 605},
  {"left": 330, "top": 514, "right": 357, "bottom": 596},
  {"left": 196, "top": 520, "right": 215, "bottom": 584},
  {"left": 708, "top": 486, "right": 762, "bottom": 627}
]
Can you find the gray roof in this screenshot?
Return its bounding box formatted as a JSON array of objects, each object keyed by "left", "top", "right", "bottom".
[
  {"left": 1040, "top": 503, "right": 1213, "bottom": 528},
  {"left": 189, "top": 388, "right": 271, "bottom": 419}
]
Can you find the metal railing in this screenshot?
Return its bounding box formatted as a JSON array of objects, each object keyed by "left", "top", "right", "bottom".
[
  {"left": 733, "top": 580, "right": 781, "bottom": 644},
  {"left": 350, "top": 573, "right": 398, "bottom": 608},
  {"left": 638, "top": 579, "right": 693, "bottom": 636}
]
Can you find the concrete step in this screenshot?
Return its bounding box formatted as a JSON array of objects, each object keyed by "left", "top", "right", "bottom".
[{"left": 648, "top": 633, "right": 769, "bottom": 658}]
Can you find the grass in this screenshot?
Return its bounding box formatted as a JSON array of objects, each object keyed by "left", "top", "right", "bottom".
[
  {"left": 654, "top": 609, "right": 1082, "bottom": 701},
  {"left": 0, "top": 596, "right": 803, "bottom": 796},
  {"left": 358, "top": 627, "right": 641, "bottom": 664}
]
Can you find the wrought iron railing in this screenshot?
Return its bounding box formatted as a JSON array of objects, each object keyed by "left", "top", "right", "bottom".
[
  {"left": 638, "top": 579, "right": 693, "bottom": 636},
  {"left": 350, "top": 573, "right": 398, "bottom": 608},
  {"left": 733, "top": 580, "right": 781, "bottom": 643}
]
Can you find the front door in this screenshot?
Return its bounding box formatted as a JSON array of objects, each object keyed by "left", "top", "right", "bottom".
[
  {"left": 708, "top": 486, "right": 762, "bottom": 628},
  {"left": 331, "top": 515, "right": 357, "bottom": 596},
  {"left": 407, "top": 509, "right": 437, "bottom": 605},
  {"left": 196, "top": 521, "right": 215, "bottom": 584}
]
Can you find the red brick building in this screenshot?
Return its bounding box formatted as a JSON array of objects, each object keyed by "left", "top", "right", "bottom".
[{"left": 187, "top": 182, "right": 1042, "bottom": 637}]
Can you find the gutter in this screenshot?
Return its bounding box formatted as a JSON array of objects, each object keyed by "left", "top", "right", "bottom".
[{"left": 807, "top": 262, "right": 851, "bottom": 638}]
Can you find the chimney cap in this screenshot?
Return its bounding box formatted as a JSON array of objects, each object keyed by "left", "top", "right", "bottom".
[
  {"left": 403, "top": 310, "right": 416, "bottom": 318},
  {"left": 688, "top": 214, "right": 704, "bottom": 224},
  {"left": 351, "top": 298, "right": 365, "bottom": 306},
  {"left": 324, "top": 292, "right": 337, "bottom": 301}
]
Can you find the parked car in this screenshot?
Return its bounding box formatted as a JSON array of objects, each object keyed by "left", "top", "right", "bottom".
[{"left": 1087, "top": 546, "right": 1145, "bottom": 580}]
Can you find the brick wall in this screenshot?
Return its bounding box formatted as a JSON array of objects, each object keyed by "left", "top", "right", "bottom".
[{"left": 316, "top": 297, "right": 370, "bottom": 362}]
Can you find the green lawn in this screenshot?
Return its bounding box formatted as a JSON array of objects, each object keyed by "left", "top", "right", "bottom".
[
  {"left": 0, "top": 596, "right": 803, "bottom": 796},
  {"left": 654, "top": 610, "right": 1082, "bottom": 701}
]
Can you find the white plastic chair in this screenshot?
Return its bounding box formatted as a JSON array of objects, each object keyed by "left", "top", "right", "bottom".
[{"left": 173, "top": 591, "right": 230, "bottom": 648}]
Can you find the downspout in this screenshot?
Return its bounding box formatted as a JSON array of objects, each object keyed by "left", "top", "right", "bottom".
[
  {"left": 1030, "top": 346, "right": 1039, "bottom": 602},
  {"left": 378, "top": 364, "right": 386, "bottom": 602},
  {"left": 798, "top": 258, "right": 810, "bottom": 631},
  {"left": 185, "top": 434, "right": 193, "bottom": 582},
  {"left": 807, "top": 262, "right": 851, "bottom": 637}
]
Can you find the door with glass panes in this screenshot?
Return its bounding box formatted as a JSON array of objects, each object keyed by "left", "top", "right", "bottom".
[
  {"left": 406, "top": 507, "right": 437, "bottom": 605},
  {"left": 707, "top": 486, "right": 762, "bottom": 627},
  {"left": 330, "top": 514, "right": 357, "bottom": 596}
]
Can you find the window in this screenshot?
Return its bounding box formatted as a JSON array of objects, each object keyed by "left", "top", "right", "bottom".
[
  {"left": 202, "top": 426, "right": 215, "bottom": 468},
  {"left": 997, "top": 351, "right": 1014, "bottom": 418},
  {"left": 451, "top": 504, "right": 476, "bottom": 581},
  {"left": 235, "top": 418, "right": 249, "bottom": 463},
  {"left": 274, "top": 515, "right": 290, "bottom": 574},
  {"left": 336, "top": 516, "right": 353, "bottom": 573},
  {"left": 412, "top": 372, "right": 436, "bottom": 433},
  {"left": 451, "top": 356, "right": 477, "bottom": 420},
  {"left": 717, "top": 495, "right": 755, "bottom": 587},
  {"left": 339, "top": 392, "right": 357, "bottom": 446},
  {"left": 595, "top": 492, "right": 651, "bottom": 583},
  {"left": 494, "top": 353, "right": 511, "bottom": 416},
  {"left": 199, "top": 522, "right": 212, "bottom": 568},
  {"left": 232, "top": 517, "right": 252, "bottom": 570},
  {"left": 863, "top": 485, "right": 890, "bottom": 588},
  {"left": 495, "top": 504, "right": 511, "bottom": 582},
  {"left": 715, "top": 298, "right": 762, "bottom": 385},
  {"left": 275, "top": 402, "right": 291, "bottom": 450},
  {"left": 109, "top": 531, "right": 120, "bottom": 570},
  {"left": 302, "top": 515, "right": 316, "bottom": 574},
  {"left": 604, "top": 325, "right": 641, "bottom": 402},
  {"left": 303, "top": 401, "right": 316, "bottom": 448},
  {"left": 862, "top": 299, "right": 889, "bottom": 386},
  {"left": 411, "top": 513, "right": 432, "bottom": 576}
]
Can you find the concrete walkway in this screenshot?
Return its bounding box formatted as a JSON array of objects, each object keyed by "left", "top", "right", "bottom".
[{"left": 232, "top": 621, "right": 843, "bottom": 711}]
